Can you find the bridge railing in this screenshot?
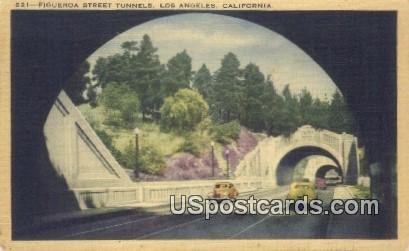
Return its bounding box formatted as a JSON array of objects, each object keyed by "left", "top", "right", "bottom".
[
  {"left": 71, "top": 178, "right": 265, "bottom": 209},
  {"left": 273, "top": 129, "right": 343, "bottom": 153}
]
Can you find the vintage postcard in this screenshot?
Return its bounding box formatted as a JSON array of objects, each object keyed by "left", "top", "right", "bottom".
[{"left": 0, "top": 0, "right": 408, "bottom": 250}]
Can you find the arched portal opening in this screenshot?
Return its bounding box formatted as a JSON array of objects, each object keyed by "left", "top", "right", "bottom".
[
  {"left": 276, "top": 146, "right": 341, "bottom": 186},
  {"left": 315, "top": 164, "right": 343, "bottom": 179}
]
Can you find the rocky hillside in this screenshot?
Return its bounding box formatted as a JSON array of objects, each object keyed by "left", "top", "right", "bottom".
[{"left": 128, "top": 127, "right": 259, "bottom": 181}]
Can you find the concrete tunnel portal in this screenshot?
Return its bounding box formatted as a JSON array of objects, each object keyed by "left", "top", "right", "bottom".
[{"left": 275, "top": 146, "right": 342, "bottom": 186}]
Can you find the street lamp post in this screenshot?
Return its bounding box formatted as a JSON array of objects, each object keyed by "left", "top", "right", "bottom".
[
  {"left": 211, "top": 141, "right": 215, "bottom": 178},
  {"left": 134, "top": 127, "right": 140, "bottom": 179},
  {"left": 225, "top": 149, "right": 230, "bottom": 179}
]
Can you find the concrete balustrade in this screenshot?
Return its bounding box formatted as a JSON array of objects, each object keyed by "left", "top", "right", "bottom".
[{"left": 72, "top": 178, "right": 265, "bottom": 209}]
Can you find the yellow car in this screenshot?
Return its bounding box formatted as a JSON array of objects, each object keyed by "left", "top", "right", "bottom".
[
  {"left": 287, "top": 179, "right": 317, "bottom": 201},
  {"left": 211, "top": 182, "right": 239, "bottom": 200}
]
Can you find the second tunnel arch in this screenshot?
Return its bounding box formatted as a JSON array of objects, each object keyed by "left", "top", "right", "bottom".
[{"left": 275, "top": 145, "right": 342, "bottom": 186}]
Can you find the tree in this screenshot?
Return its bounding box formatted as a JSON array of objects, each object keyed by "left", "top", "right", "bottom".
[
  {"left": 92, "top": 36, "right": 163, "bottom": 120},
  {"left": 259, "top": 76, "right": 280, "bottom": 134},
  {"left": 260, "top": 84, "right": 301, "bottom": 137},
  {"left": 298, "top": 88, "right": 314, "bottom": 125},
  {"left": 131, "top": 34, "right": 163, "bottom": 119},
  {"left": 161, "top": 50, "right": 193, "bottom": 98},
  {"left": 92, "top": 52, "right": 131, "bottom": 89},
  {"left": 100, "top": 82, "right": 140, "bottom": 128},
  {"left": 86, "top": 84, "right": 98, "bottom": 108},
  {"left": 328, "top": 90, "right": 354, "bottom": 133},
  {"left": 309, "top": 97, "right": 330, "bottom": 130},
  {"left": 193, "top": 64, "right": 212, "bottom": 99},
  {"left": 121, "top": 41, "right": 138, "bottom": 56},
  {"left": 242, "top": 63, "right": 265, "bottom": 131},
  {"left": 211, "top": 52, "right": 244, "bottom": 122},
  {"left": 65, "top": 61, "right": 91, "bottom": 105},
  {"left": 160, "top": 88, "right": 209, "bottom": 132}
]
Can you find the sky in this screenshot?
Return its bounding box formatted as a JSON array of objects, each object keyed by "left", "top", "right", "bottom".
[{"left": 87, "top": 13, "right": 339, "bottom": 100}]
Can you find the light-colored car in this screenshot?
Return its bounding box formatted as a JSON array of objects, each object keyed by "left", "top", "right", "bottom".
[
  {"left": 287, "top": 179, "right": 317, "bottom": 201},
  {"left": 325, "top": 176, "right": 342, "bottom": 186},
  {"left": 324, "top": 170, "right": 343, "bottom": 186},
  {"left": 211, "top": 182, "right": 239, "bottom": 200}
]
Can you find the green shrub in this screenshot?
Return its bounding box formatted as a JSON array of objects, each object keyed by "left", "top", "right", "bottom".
[
  {"left": 120, "top": 141, "right": 166, "bottom": 174},
  {"left": 120, "top": 142, "right": 137, "bottom": 170},
  {"left": 178, "top": 138, "right": 201, "bottom": 156},
  {"left": 82, "top": 108, "right": 101, "bottom": 131},
  {"left": 95, "top": 129, "right": 113, "bottom": 146},
  {"left": 197, "top": 117, "right": 212, "bottom": 134},
  {"left": 138, "top": 145, "right": 166, "bottom": 175},
  {"left": 209, "top": 120, "right": 241, "bottom": 144},
  {"left": 160, "top": 88, "right": 209, "bottom": 132},
  {"left": 100, "top": 82, "right": 140, "bottom": 128},
  {"left": 95, "top": 129, "right": 123, "bottom": 163}
]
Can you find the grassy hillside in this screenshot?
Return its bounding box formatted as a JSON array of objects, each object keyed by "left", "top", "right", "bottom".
[
  {"left": 80, "top": 104, "right": 183, "bottom": 153},
  {"left": 78, "top": 103, "right": 255, "bottom": 180}
]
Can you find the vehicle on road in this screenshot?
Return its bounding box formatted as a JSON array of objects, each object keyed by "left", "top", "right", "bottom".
[
  {"left": 315, "top": 177, "right": 327, "bottom": 189},
  {"left": 287, "top": 178, "right": 317, "bottom": 201},
  {"left": 210, "top": 182, "right": 239, "bottom": 200},
  {"left": 325, "top": 175, "right": 342, "bottom": 186}
]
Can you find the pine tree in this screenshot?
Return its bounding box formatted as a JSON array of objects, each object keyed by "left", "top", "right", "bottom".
[
  {"left": 328, "top": 90, "right": 353, "bottom": 133},
  {"left": 299, "top": 88, "right": 313, "bottom": 125},
  {"left": 309, "top": 97, "right": 330, "bottom": 130},
  {"left": 161, "top": 50, "right": 193, "bottom": 98},
  {"left": 193, "top": 64, "right": 212, "bottom": 99},
  {"left": 212, "top": 52, "right": 244, "bottom": 122},
  {"left": 92, "top": 52, "right": 132, "bottom": 89},
  {"left": 242, "top": 63, "right": 265, "bottom": 131},
  {"left": 131, "top": 34, "right": 163, "bottom": 119},
  {"left": 280, "top": 85, "right": 301, "bottom": 136}
]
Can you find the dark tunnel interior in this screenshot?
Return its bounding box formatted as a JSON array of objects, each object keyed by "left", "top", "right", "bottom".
[{"left": 276, "top": 146, "right": 341, "bottom": 185}]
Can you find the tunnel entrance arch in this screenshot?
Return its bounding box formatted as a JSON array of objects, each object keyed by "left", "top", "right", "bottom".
[
  {"left": 315, "top": 165, "right": 343, "bottom": 179},
  {"left": 275, "top": 146, "right": 341, "bottom": 186}
]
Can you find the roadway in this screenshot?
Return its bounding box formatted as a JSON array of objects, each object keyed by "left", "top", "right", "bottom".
[{"left": 23, "top": 185, "right": 370, "bottom": 240}]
